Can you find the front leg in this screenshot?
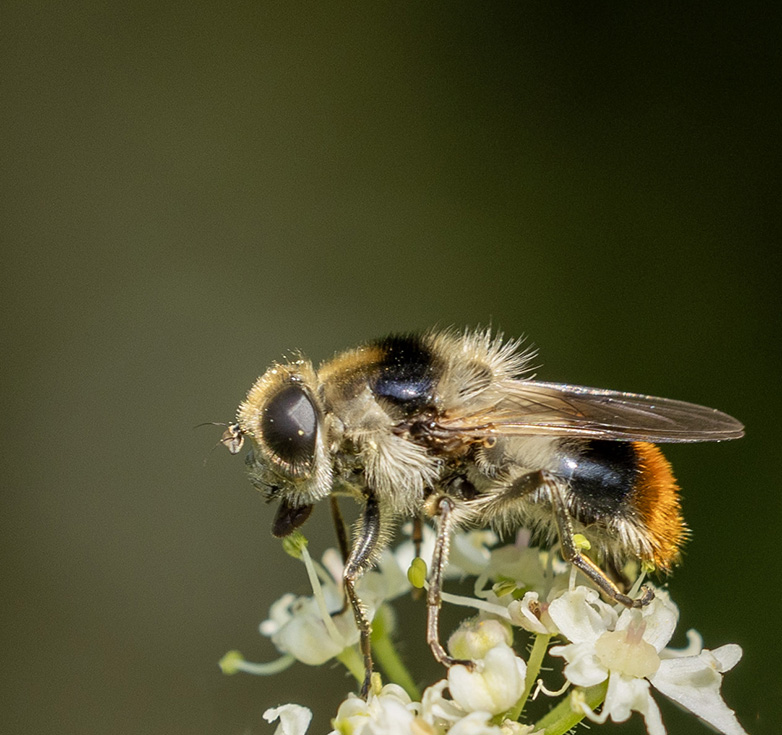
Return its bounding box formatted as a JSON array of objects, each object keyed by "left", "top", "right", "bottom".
[
  {"left": 329, "top": 495, "right": 351, "bottom": 565},
  {"left": 343, "top": 492, "right": 382, "bottom": 698}
]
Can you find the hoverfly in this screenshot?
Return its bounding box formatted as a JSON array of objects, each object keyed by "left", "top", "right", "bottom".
[{"left": 223, "top": 329, "right": 743, "bottom": 694}]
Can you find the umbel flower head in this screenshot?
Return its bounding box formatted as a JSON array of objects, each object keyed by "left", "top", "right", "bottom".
[{"left": 223, "top": 531, "right": 748, "bottom": 735}]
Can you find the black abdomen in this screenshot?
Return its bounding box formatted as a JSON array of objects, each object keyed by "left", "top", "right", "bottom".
[{"left": 558, "top": 440, "right": 639, "bottom": 520}]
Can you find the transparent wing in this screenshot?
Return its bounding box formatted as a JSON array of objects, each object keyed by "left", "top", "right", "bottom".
[{"left": 436, "top": 380, "right": 744, "bottom": 443}]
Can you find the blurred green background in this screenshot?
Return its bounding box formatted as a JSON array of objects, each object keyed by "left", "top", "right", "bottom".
[{"left": 2, "top": 4, "right": 779, "bottom": 735}]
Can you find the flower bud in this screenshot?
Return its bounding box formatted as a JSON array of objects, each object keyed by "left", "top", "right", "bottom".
[
  {"left": 447, "top": 644, "right": 526, "bottom": 715},
  {"left": 448, "top": 617, "right": 513, "bottom": 661}
]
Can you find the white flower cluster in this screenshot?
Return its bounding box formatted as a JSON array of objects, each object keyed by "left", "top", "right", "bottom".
[
  {"left": 226, "top": 531, "right": 748, "bottom": 735},
  {"left": 267, "top": 641, "right": 535, "bottom": 735}
]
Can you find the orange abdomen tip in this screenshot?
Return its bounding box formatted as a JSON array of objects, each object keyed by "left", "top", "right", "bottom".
[{"left": 632, "top": 442, "right": 688, "bottom": 571}]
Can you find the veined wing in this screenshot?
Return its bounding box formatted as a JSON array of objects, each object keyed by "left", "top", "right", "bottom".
[{"left": 436, "top": 380, "right": 744, "bottom": 443}]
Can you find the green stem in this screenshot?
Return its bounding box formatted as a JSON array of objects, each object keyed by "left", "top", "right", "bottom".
[
  {"left": 533, "top": 681, "right": 608, "bottom": 735},
  {"left": 335, "top": 646, "right": 365, "bottom": 685},
  {"left": 507, "top": 634, "right": 551, "bottom": 721},
  {"left": 371, "top": 605, "right": 422, "bottom": 701}
]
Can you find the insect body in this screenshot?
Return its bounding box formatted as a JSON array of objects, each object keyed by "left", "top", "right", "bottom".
[{"left": 224, "top": 329, "right": 743, "bottom": 694}]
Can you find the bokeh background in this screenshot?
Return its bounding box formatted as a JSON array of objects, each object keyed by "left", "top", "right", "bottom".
[{"left": 2, "top": 4, "right": 779, "bottom": 735}]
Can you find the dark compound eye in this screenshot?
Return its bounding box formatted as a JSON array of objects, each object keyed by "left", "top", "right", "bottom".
[{"left": 261, "top": 384, "right": 318, "bottom": 464}]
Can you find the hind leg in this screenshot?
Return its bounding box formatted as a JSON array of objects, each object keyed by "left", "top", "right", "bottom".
[{"left": 481, "top": 470, "right": 653, "bottom": 608}]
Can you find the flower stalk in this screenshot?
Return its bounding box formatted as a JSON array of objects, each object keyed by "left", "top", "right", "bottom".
[
  {"left": 507, "top": 632, "right": 551, "bottom": 722},
  {"left": 370, "top": 604, "right": 421, "bottom": 701},
  {"left": 335, "top": 646, "right": 365, "bottom": 686}
]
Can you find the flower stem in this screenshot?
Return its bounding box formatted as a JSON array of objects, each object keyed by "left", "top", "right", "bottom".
[
  {"left": 533, "top": 681, "right": 608, "bottom": 735},
  {"left": 335, "top": 646, "right": 365, "bottom": 685},
  {"left": 508, "top": 633, "right": 551, "bottom": 721},
  {"left": 370, "top": 605, "right": 422, "bottom": 701}
]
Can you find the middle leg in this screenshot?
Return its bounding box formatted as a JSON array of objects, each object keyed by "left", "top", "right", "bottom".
[{"left": 425, "top": 496, "right": 474, "bottom": 669}]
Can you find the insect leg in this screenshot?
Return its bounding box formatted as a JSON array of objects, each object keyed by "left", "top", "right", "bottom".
[
  {"left": 412, "top": 516, "right": 423, "bottom": 560},
  {"left": 426, "top": 497, "right": 474, "bottom": 669},
  {"left": 536, "top": 471, "right": 654, "bottom": 608},
  {"left": 343, "top": 492, "right": 382, "bottom": 698},
  {"left": 329, "top": 495, "right": 351, "bottom": 565}
]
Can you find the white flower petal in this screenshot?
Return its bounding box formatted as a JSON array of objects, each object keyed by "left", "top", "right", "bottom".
[
  {"left": 365, "top": 698, "right": 416, "bottom": 734},
  {"left": 547, "top": 587, "right": 617, "bottom": 644},
  {"left": 331, "top": 692, "right": 370, "bottom": 723},
  {"left": 258, "top": 543, "right": 416, "bottom": 671},
  {"left": 447, "top": 711, "right": 504, "bottom": 735},
  {"left": 448, "top": 644, "right": 526, "bottom": 715},
  {"left": 711, "top": 644, "right": 743, "bottom": 672},
  {"left": 549, "top": 641, "right": 608, "bottom": 687},
  {"left": 574, "top": 672, "right": 665, "bottom": 735},
  {"left": 450, "top": 529, "right": 496, "bottom": 576},
  {"left": 330, "top": 685, "right": 416, "bottom": 735},
  {"left": 650, "top": 650, "right": 748, "bottom": 735},
  {"left": 448, "top": 617, "right": 513, "bottom": 661},
  {"left": 507, "top": 591, "right": 557, "bottom": 635},
  {"left": 640, "top": 694, "right": 667, "bottom": 735},
  {"left": 263, "top": 704, "right": 312, "bottom": 735},
  {"left": 603, "top": 672, "right": 653, "bottom": 723},
  {"left": 260, "top": 593, "right": 298, "bottom": 636},
  {"left": 268, "top": 595, "right": 359, "bottom": 665},
  {"left": 419, "top": 679, "right": 465, "bottom": 726}
]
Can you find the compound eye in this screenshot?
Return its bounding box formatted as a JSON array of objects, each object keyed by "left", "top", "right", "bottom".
[{"left": 261, "top": 384, "right": 318, "bottom": 465}]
